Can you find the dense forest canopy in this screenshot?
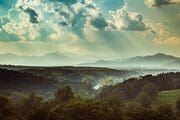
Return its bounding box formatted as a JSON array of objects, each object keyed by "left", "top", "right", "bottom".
[{"left": 0, "top": 67, "right": 180, "bottom": 120}]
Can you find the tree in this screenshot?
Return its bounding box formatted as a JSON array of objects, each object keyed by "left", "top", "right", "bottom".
[
  {"left": 48, "top": 100, "right": 109, "bottom": 120},
  {"left": 96, "top": 88, "right": 127, "bottom": 106},
  {"left": 136, "top": 92, "right": 152, "bottom": 107},
  {"left": 156, "top": 104, "right": 177, "bottom": 120},
  {"left": 176, "top": 97, "right": 180, "bottom": 117},
  {"left": 0, "top": 96, "right": 9, "bottom": 109},
  {"left": 20, "top": 92, "right": 43, "bottom": 119},
  {"left": 142, "top": 82, "right": 159, "bottom": 98},
  {"left": 54, "top": 86, "right": 74, "bottom": 103},
  {"left": 123, "top": 102, "right": 144, "bottom": 120},
  {"left": 0, "top": 96, "right": 21, "bottom": 120},
  {"left": 30, "top": 107, "right": 49, "bottom": 120}
]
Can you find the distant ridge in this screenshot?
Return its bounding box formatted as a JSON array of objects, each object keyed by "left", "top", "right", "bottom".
[
  {"left": 0, "top": 52, "right": 180, "bottom": 68},
  {"left": 0, "top": 52, "right": 82, "bottom": 66},
  {"left": 79, "top": 53, "right": 180, "bottom": 69}
]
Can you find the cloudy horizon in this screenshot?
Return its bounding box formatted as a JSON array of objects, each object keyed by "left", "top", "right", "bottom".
[{"left": 0, "top": 0, "right": 180, "bottom": 61}]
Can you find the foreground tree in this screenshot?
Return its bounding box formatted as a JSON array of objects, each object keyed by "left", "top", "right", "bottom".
[
  {"left": 20, "top": 92, "right": 43, "bottom": 119},
  {"left": 136, "top": 92, "right": 152, "bottom": 107},
  {"left": 142, "top": 82, "right": 159, "bottom": 98},
  {"left": 123, "top": 102, "right": 144, "bottom": 120},
  {"left": 155, "top": 104, "right": 177, "bottom": 120},
  {"left": 0, "top": 96, "right": 21, "bottom": 120},
  {"left": 54, "top": 86, "right": 74, "bottom": 103},
  {"left": 176, "top": 98, "right": 180, "bottom": 117}
]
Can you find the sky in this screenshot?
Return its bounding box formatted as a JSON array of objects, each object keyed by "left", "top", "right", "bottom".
[{"left": 0, "top": 0, "right": 180, "bottom": 60}]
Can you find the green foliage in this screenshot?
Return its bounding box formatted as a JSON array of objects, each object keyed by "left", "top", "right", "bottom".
[
  {"left": 0, "top": 96, "right": 20, "bottom": 120},
  {"left": 123, "top": 101, "right": 143, "bottom": 114},
  {"left": 155, "top": 104, "right": 177, "bottom": 120},
  {"left": 48, "top": 98, "right": 125, "bottom": 120},
  {"left": 123, "top": 102, "right": 155, "bottom": 120},
  {"left": 30, "top": 107, "right": 49, "bottom": 120},
  {"left": 136, "top": 92, "right": 152, "bottom": 107},
  {"left": 155, "top": 89, "right": 180, "bottom": 106},
  {"left": 96, "top": 88, "right": 127, "bottom": 105},
  {"left": 0, "top": 96, "right": 10, "bottom": 109},
  {"left": 97, "top": 72, "right": 180, "bottom": 103},
  {"left": 1, "top": 70, "right": 180, "bottom": 120},
  {"left": 142, "top": 82, "right": 159, "bottom": 98},
  {"left": 54, "top": 86, "right": 74, "bottom": 103},
  {"left": 176, "top": 97, "right": 180, "bottom": 116},
  {"left": 0, "top": 68, "right": 56, "bottom": 92},
  {"left": 49, "top": 101, "right": 107, "bottom": 120},
  {"left": 0, "top": 87, "right": 180, "bottom": 120},
  {"left": 20, "top": 92, "right": 43, "bottom": 119}
]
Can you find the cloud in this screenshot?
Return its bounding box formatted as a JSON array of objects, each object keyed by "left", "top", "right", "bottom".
[
  {"left": 0, "top": 0, "right": 148, "bottom": 43},
  {"left": 145, "top": 0, "right": 180, "bottom": 7},
  {"left": 2, "top": 12, "right": 40, "bottom": 41},
  {"left": 63, "top": 1, "right": 110, "bottom": 32},
  {"left": 90, "top": 16, "right": 108, "bottom": 30},
  {"left": 154, "top": 36, "right": 180, "bottom": 46},
  {"left": 44, "top": 0, "right": 148, "bottom": 32},
  {"left": 20, "top": 7, "right": 39, "bottom": 23},
  {"left": 149, "top": 22, "right": 180, "bottom": 46},
  {"left": 109, "top": 6, "right": 148, "bottom": 31}
]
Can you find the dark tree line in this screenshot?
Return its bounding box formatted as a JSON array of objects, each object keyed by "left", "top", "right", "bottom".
[
  {"left": 0, "top": 68, "right": 57, "bottom": 92},
  {"left": 0, "top": 86, "right": 180, "bottom": 120},
  {"left": 0, "top": 70, "right": 180, "bottom": 120},
  {"left": 97, "top": 72, "right": 180, "bottom": 102}
]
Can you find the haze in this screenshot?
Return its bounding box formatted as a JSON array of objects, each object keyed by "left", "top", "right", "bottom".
[{"left": 0, "top": 0, "right": 180, "bottom": 64}]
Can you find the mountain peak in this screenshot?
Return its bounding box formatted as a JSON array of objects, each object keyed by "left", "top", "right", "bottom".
[
  {"left": 1, "top": 53, "right": 17, "bottom": 57},
  {"left": 45, "top": 51, "right": 62, "bottom": 55},
  {"left": 154, "top": 53, "right": 168, "bottom": 57},
  {"left": 44, "top": 51, "right": 69, "bottom": 58},
  {"left": 151, "top": 53, "right": 178, "bottom": 59}
]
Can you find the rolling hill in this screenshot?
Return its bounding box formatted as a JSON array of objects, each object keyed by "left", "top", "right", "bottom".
[
  {"left": 0, "top": 68, "right": 57, "bottom": 92},
  {"left": 0, "top": 66, "right": 139, "bottom": 96},
  {"left": 155, "top": 89, "right": 180, "bottom": 106}
]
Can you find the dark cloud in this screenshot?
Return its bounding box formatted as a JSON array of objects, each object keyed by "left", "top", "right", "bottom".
[
  {"left": 20, "top": 7, "right": 39, "bottom": 24},
  {"left": 59, "top": 21, "right": 68, "bottom": 26},
  {"left": 59, "top": 11, "right": 71, "bottom": 19},
  {"left": 145, "top": 0, "right": 180, "bottom": 7},
  {"left": 91, "top": 17, "right": 108, "bottom": 30},
  {"left": 1, "top": 0, "right": 148, "bottom": 43},
  {"left": 124, "top": 14, "right": 146, "bottom": 31},
  {"left": 47, "top": 0, "right": 147, "bottom": 32},
  {"left": 70, "top": 9, "right": 87, "bottom": 36}
]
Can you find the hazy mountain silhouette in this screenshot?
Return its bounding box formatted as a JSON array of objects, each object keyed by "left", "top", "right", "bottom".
[
  {"left": 0, "top": 52, "right": 82, "bottom": 66},
  {"left": 1, "top": 52, "right": 180, "bottom": 68},
  {"left": 80, "top": 53, "right": 180, "bottom": 68}
]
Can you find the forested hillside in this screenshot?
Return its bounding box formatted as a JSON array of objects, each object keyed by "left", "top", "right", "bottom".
[
  {"left": 0, "top": 68, "right": 57, "bottom": 92},
  {"left": 97, "top": 72, "right": 180, "bottom": 102}
]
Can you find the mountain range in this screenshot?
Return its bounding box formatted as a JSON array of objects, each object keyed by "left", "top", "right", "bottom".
[
  {"left": 0, "top": 52, "right": 85, "bottom": 66},
  {"left": 79, "top": 53, "right": 180, "bottom": 69},
  {"left": 0, "top": 52, "right": 180, "bottom": 68}
]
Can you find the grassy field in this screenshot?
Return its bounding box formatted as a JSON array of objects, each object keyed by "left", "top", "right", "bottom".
[{"left": 154, "top": 89, "right": 180, "bottom": 106}]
